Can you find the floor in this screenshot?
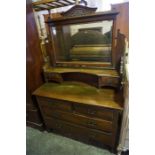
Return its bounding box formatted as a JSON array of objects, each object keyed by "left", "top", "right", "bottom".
[{"left": 26, "top": 127, "right": 115, "bottom": 155}]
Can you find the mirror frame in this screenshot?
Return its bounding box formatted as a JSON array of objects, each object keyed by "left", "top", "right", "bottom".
[{"left": 46, "top": 11, "right": 119, "bottom": 69}]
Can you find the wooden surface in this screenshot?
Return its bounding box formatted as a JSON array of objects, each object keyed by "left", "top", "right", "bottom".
[
  {"left": 26, "top": 0, "right": 44, "bottom": 94},
  {"left": 44, "top": 67, "right": 119, "bottom": 77},
  {"left": 42, "top": 108, "right": 113, "bottom": 132},
  {"left": 112, "top": 2, "right": 129, "bottom": 41},
  {"left": 34, "top": 81, "right": 122, "bottom": 150},
  {"left": 43, "top": 67, "right": 120, "bottom": 88},
  {"left": 44, "top": 117, "right": 113, "bottom": 147},
  {"left": 33, "top": 82, "right": 123, "bottom": 111},
  {"left": 55, "top": 61, "right": 112, "bottom": 68},
  {"left": 61, "top": 5, "right": 97, "bottom": 17},
  {"left": 46, "top": 11, "right": 119, "bottom": 23},
  {"left": 26, "top": 0, "right": 44, "bottom": 129}
]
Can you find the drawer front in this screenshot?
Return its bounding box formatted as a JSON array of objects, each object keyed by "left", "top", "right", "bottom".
[
  {"left": 74, "top": 104, "right": 114, "bottom": 121},
  {"left": 99, "top": 76, "right": 119, "bottom": 87},
  {"left": 43, "top": 109, "right": 113, "bottom": 132},
  {"left": 44, "top": 72, "right": 63, "bottom": 83},
  {"left": 37, "top": 97, "right": 72, "bottom": 112},
  {"left": 45, "top": 117, "right": 112, "bottom": 146}
]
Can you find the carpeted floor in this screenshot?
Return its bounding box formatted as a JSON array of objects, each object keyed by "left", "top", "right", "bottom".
[{"left": 26, "top": 127, "right": 115, "bottom": 155}]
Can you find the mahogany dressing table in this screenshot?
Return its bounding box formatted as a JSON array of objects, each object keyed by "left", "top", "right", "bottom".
[{"left": 33, "top": 4, "right": 125, "bottom": 151}]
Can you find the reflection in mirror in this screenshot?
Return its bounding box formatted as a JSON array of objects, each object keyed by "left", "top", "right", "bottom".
[{"left": 51, "top": 20, "right": 113, "bottom": 63}]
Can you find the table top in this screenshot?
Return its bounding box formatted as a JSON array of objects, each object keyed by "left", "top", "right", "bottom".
[{"left": 33, "top": 82, "right": 123, "bottom": 111}]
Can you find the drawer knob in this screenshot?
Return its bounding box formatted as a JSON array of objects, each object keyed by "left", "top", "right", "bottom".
[
  {"left": 87, "top": 121, "right": 96, "bottom": 127},
  {"left": 87, "top": 109, "right": 96, "bottom": 115}
]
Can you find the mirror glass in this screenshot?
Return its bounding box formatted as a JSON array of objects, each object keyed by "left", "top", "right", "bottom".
[{"left": 51, "top": 20, "right": 113, "bottom": 63}]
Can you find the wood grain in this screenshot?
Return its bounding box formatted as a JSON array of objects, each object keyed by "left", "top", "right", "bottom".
[
  {"left": 33, "top": 82, "right": 123, "bottom": 110},
  {"left": 26, "top": 0, "right": 44, "bottom": 129}
]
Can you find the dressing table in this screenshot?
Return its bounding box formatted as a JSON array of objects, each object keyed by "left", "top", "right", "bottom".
[{"left": 33, "top": 4, "right": 125, "bottom": 151}]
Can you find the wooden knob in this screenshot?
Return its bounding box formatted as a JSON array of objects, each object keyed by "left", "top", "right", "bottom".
[
  {"left": 87, "top": 121, "right": 96, "bottom": 127},
  {"left": 87, "top": 109, "right": 96, "bottom": 115}
]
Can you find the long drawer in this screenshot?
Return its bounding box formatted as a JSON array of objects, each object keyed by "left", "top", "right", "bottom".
[
  {"left": 42, "top": 106, "right": 113, "bottom": 132},
  {"left": 74, "top": 104, "right": 114, "bottom": 121},
  {"left": 37, "top": 97, "right": 114, "bottom": 121},
  {"left": 44, "top": 117, "right": 112, "bottom": 146},
  {"left": 37, "top": 97, "right": 72, "bottom": 112}
]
